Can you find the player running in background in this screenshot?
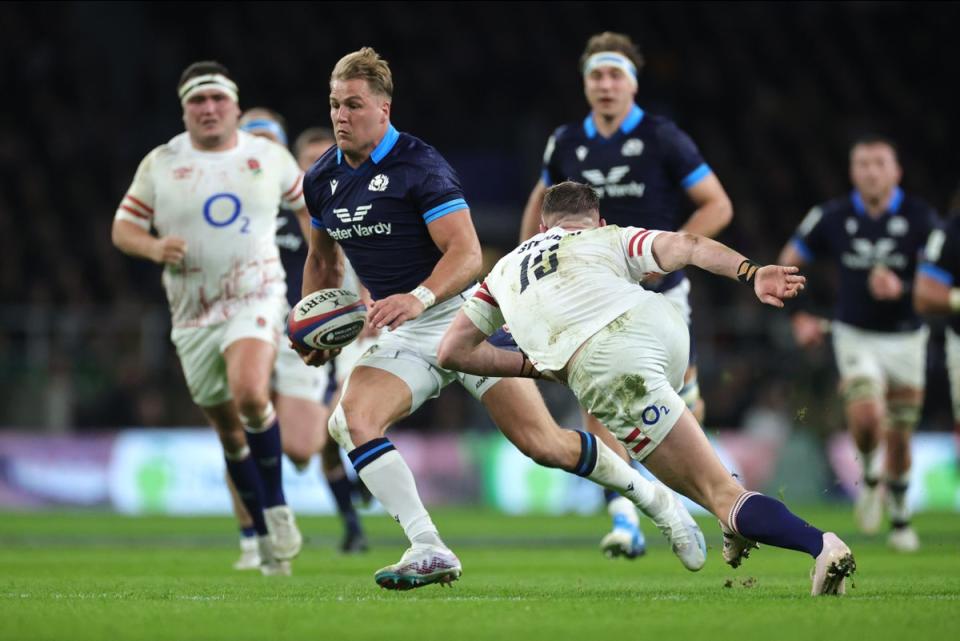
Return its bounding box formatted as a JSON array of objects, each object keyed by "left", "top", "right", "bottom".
[
  {"left": 913, "top": 189, "right": 960, "bottom": 459},
  {"left": 439, "top": 181, "right": 855, "bottom": 596},
  {"left": 519, "top": 32, "right": 733, "bottom": 559},
  {"left": 111, "top": 62, "right": 303, "bottom": 574},
  {"left": 223, "top": 110, "right": 367, "bottom": 568},
  {"left": 299, "top": 47, "right": 705, "bottom": 590},
  {"left": 778, "top": 135, "right": 938, "bottom": 552}
]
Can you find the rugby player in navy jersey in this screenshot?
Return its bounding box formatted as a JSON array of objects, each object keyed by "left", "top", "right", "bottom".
[
  {"left": 519, "top": 32, "right": 733, "bottom": 559},
  {"left": 779, "top": 136, "right": 938, "bottom": 552},
  {"left": 298, "top": 47, "right": 705, "bottom": 590},
  {"left": 913, "top": 196, "right": 960, "bottom": 462},
  {"left": 226, "top": 111, "right": 367, "bottom": 564}
]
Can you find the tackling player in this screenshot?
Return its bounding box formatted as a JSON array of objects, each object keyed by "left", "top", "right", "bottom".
[
  {"left": 439, "top": 181, "right": 856, "bottom": 596},
  {"left": 299, "top": 47, "right": 706, "bottom": 590},
  {"left": 111, "top": 62, "right": 303, "bottom": 574},
  {"left": 519, "top": 32, "right": 733, "bottom": 558},
  {"left": 225, "top": 110, "right": 367, "bottom": 567},
  {"left": 778, "top": 136, "right": 938, "bottom": 552}
]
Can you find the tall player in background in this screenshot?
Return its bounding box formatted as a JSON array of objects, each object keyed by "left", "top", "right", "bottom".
[
  {"left": 227, "top": 110, "right": 367, "bottom": 567},
  {"left": 299, "top": 47, "right": 705, "bottom": 591},
  {"left": 111, "top": 62, "right": 303, "bottom": 574},
  {"left": 778, "top": 136, "right": 938, "bottom": 552},
  {"left": 519, "top": 32, "right": 733, "bottom": 559},
  {"left": 913, "top": 189, "right": 960, "bottom": 459}
]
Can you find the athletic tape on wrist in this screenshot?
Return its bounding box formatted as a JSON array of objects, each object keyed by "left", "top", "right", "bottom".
[
  {"left": 410, "top": 285, "right": 436, "bottom": 309},
  {"left": 737, "top": 259, "right": 762, "bottom": 285}
]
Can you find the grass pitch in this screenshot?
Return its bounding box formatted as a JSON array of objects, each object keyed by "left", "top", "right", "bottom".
[{"left": 1, "top": 507, "right": 958, "bottom": 641}]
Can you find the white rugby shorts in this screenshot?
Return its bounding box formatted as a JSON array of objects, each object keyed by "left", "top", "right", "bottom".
[
  {"left": 831, "top": 321, "right": 928, "bottom": 391},
  {"left": 346, "top": 285, "right": 499, "bottom": 413},
  {"left": 944, "top": 328, "right": 960, "bottom": 421},
  {"left": 567, "top": 295, "right": 688, "bottom": 462},
  {"left": 170, "top": 296, "right": 285, "bottom": 407}
]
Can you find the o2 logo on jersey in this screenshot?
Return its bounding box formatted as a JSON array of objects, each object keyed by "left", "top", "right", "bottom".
[{"left": 203, "top": 193, "right": 250, "bottom": 233}]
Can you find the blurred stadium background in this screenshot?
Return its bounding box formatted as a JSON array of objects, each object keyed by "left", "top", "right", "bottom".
[{"left": 1, "top": 1, "right": 959, "bottom": 516}]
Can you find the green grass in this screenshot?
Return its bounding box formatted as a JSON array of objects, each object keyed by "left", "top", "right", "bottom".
[{"left": 1, "top": 508, "right": 959, "bottom": 641}]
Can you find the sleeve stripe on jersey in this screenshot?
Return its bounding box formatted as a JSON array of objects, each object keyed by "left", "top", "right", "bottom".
[
  {"left": 120, "top": 204, "right": 150, "bottom": 220},
  {"left": 629, "top": 230, "right": 654, "bottom": 257},
  {"left": 791, "top": 237, "right": 814, "bottom": 262},
  {"left": 310, "top": 217, "right": 326, "bottom": 230},
  {"left": 918, "top": 263, "right": 954, "bottom": 286},
  {"left": 124, "top": 194, "right": 154, "bottom": 214},
  {"left": 680, "top": 163, "right": 711, "bottom": 189},
  {"left": 474, "top": 289, "right": 499, "bottom": 307},
  {"left": 283, "top": 175, "right": 304, "bottom": 199},
  {"left": 423, "top": 198, "right": 468, "bottom": 223},
  {"left": 284, "top": 186, "right": 304, "bottom": 203}
]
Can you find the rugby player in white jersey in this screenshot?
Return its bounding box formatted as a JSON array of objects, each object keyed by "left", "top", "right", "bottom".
[
  {"left": 111, "top": 62, "right": 304, "bottom": 575},
  {"left": 438, "top": 181, "right": 856, "bottom": 596},
  {"left": 298, "top": 47, "right": 706, "bottom": 590}
]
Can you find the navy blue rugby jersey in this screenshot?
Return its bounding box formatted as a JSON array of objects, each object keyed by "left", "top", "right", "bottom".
[
  {"left": 541, "top": 105, "right": 711, "bottom": 292},
  {"left": 303, "top": 125, "right": 469, "bottom": 300},
  {"left": 275, "top": 207, "right": 306, "bottom": 308},
  {"left": 917, "top": 215, "right": 960, "bottom": 333},
  {"left": 791, "top": 187, "right": 938, "bottom": 332}
]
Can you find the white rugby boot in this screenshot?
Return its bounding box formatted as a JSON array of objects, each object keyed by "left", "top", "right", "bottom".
[
  {"left": 719, "top": 520, "right": 758, "bottom": 568},
  {"left": 854, "top": 481, "right": 884, "bottom": 535},
  {"left": 257, "top": 535, "right": 292, "bottom": 577},
  {"left": 647, "top": 485, "right": 706, "bottom": 571},
  {"left": 810, "top": 532, "right": 855, "bottom": 596},
  {"left": 887, "top": 525, "right": 920, "bottom": 553},
  {"left": 264, "top": 505, "right": 303, "bottom": 560},
  {"left": 233, "top": 535, "right": 261, "bottom": 571},
  {"left": 374, "top": 544, "right": 462, "bottom": 590}
]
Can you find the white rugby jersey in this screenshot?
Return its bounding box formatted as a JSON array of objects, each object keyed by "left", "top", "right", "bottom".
[
  {"left": 115, "top": 131, "right": 306, "bottom": 328},
  {"left": 463, "top": 225, "right": 668, "bottom": 371}
]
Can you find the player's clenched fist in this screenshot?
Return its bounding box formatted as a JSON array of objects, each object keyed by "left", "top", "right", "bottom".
[{"left": 152, "top": 236, "right": 188, "bottom": 266}]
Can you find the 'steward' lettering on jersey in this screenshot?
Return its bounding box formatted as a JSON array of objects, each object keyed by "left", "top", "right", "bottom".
[
  {"left": 303, "top": 125, "right": 469, "bottom": 301},
  {"left": 791, "top": 187, "right": 938, "bottom": 332},
  {"left": 115, "top": 131, "right": 305, "bottom": 328}
]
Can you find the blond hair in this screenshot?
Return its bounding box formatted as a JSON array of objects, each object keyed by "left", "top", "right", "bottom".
[
  {"left": 331, "top": 47, "right": 393, "bottom": 98},
  {"left": 580, "top": 32, "right": 644, "bottom": 74}
]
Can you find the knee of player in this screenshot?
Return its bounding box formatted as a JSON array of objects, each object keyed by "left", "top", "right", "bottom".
[
  {"left": 327, "top": 403, "right": 379, "bottom": 450},
  {"left": 283, "top": 440, "right": 315, "bottom": 469},
  {"left": 233, "top": 389, "right": 272, "bottom": 421},
  {"left": 436, "top": 340, "right": 461, "bottom": 371}
]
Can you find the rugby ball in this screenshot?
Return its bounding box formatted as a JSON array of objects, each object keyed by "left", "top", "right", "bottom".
[{"left": 288, "top": 289, "right": 367, "bottom": 351}]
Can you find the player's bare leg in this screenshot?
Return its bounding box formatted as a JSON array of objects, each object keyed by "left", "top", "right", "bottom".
[
  {"left": 583, "top": 410, "right": 647, "bottom": 558},
  {"left": 329, "top": 366, "right": 458, "bottom": 589},
  {"left": 483, "top": 378, "right": 704, "bottom": 570},
  {"left": 884, "top": 385, "right": 922, "bottom": 552},
  {"left": 643, "top": 408, "right": 855, "bottom": 595},
  {"left": 842, "top": 378, "right": 887, "bottom": 534},
  {"left": 224, "top": 338, "right": 301, "bottom": 560}
]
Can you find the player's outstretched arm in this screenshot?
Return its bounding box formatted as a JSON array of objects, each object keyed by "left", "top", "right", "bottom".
[
  {"left": 651, "top": 231, "right": 805, "bottom": 308},
  {"left": 437, "top": 312, "right": 541, "bottom": 379},
  {"left": 368, "top": 209, "right": 482, "bottom": 331},
  {"left": 111, "top": 219, "right": 186, "bottom": 265},
  {"left": 519, "top": 180, "right": 548, "bottom": 242}
]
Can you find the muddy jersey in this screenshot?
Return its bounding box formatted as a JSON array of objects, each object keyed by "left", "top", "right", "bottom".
[
  {"left": 115, "top": 131, "right": 305, "bottom": 328},
  {"left": 463, "top": 225, "right": 667, "bottom": 371}
]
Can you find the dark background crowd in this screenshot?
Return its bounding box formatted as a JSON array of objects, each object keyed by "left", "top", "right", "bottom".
[{"left": 1, "top": 1, "right": 957, "bottom": 435}]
